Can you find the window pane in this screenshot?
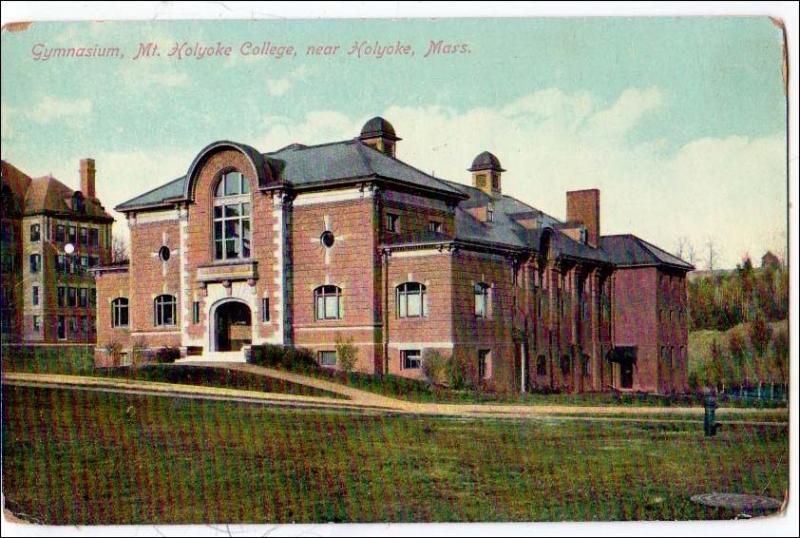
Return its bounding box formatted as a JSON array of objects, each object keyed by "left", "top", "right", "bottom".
[
  {"left": 214, "top": 206, "right": 223, "bottom": 219},
  {"left": 224, "top": 172, "right": 240, "bottom": 196},
  {"left": 320, "top": 351, "right": 336, "bottom": 366},
  {"left": 408, "top": 292, "right": 421, "bottom": 316},
  {"left": 398, "top": 294, "right": 406, "bottom": 317},
  {"left": 316, "top": 296, "right": 325, "bottom": 320},
  {"left": 325, "top": 295, "right": 338, "bottom": 318},
  {"left": 242, "top": 202, "right": 250, "bottom": 216},
  {"left": 242, "top": 220, "right": 251, "bottom": 258},
  {"left": 225, "top": 220, "right": 240, "bottom": 239},
  {"left": 226, "top": 239, "right": 238, "bottom": 258},
  {"left": 241, "top": 177, "right": 250, "bottom": 194},
  {"left": 225, "top": 204, "right": 240, "bottom": 218},
  {"left": 215, "top": 240, "right": 223, "bottom": 260}
]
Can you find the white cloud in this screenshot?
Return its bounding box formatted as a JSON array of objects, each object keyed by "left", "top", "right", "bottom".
[
  {"left": 266, "top": 66, "right": 308, "bottom": 96},
  {"left": 28, "top": 96, "right": 93, "bottom": 126}
]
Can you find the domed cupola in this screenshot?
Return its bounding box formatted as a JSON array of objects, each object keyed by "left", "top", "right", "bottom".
[
  {"left": 469, "top": 151, "right": 505, "bottom": 196},
  {"left": 359, "top": 116, "right": 401, "bottom": 157}
]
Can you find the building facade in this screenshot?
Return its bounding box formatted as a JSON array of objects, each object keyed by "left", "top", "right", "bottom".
[
  {"left": 0, "top": 159, "right": 113, "bottom": 344},
  {"left": 93, "top": 118, "right": 693, "bottom": 393}
]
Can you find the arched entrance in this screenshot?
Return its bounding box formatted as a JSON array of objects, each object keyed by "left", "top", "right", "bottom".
[{"left": 214, "top": 300, "right": 252, "bottom": 351}]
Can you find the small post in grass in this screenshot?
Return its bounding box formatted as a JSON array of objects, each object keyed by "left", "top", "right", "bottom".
[{"left": 704, "top": 390, "right": 718, "bottom": 437}]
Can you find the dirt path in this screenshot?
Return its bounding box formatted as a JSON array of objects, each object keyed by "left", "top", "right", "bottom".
[{"left": 4, "top": 366, "right": 788, "bottom": 425}]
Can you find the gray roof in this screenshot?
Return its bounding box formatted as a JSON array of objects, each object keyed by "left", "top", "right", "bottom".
[
  {"left": 360, "top": 116, "right": 400, "bottom": 141},
  {"left": 600, "top": 234, "right": 694, "bottom": 270},
  {"left": 117, "top": 139, "right": 464, "bottom": 210},
  {"left": 469, "top": 151, "right": 505, "bottom": 172}
]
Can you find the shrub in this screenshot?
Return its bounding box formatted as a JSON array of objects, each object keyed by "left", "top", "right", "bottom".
[
  {"left": 104, "top": 341, "right": 124, "bottom": 365},
  {"left": 130, "top": 337, "right": 149, "bottom": 368},
  {"left": 687, "top": 369, "right": 701, "bottom": 392},
  {"left": 334, "top": 334, "right": 358, "bottom": 373},
  {"left": 421, "top": 350, "right": 448, "bottom": 386},
  {"left": 154, "top": 346, "right": 180, "bottom": 363},
  {"left": 248, "top": 344, "right": 318, "bottom": 373},
  {"left": 445, "top": 353, "right": 472, "bottom": 390}
]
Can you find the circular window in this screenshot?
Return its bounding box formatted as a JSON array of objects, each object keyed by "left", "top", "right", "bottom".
[
  {"left": 320, "top": 231, "right": 335, "bottom": 248},
  {"left": 158, "top": 246, "right": 171, "bottom": 261}
]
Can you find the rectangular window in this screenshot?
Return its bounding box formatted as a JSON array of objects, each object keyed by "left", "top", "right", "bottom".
[
  {"left": 55, "top": 224, "right": 65, "bottom": 243},
  {"left": 30, "top": 223, "right": 40, "bottom": 242},
  {"left": 319, "top": 350, "right": 337, "bottom": 367},
  {"left": 192, "top": 301, "right": 200, "bottom": 324},
  {"left": 478, "top": 349, "right": 491, "bottom": 379},
  {"left": 261, "top": 297, "right": 270, "bottom": 322},
  {"left": 474, "top": 283, "right": 489, "bottom": 318},
  {"left": 69, "top": 316, "right": 77, "bottom": 335},
  {"left": 67, "top": 225, "right": 77, "bottom": 245},
  {"left": 81, "top": 316, "right": 88, "bottom": 335},
  {"left": 33, "top": 315, "right": 40, "bottom": 332},
  {"left": 386, "top": 213, "right": 399, "bottom": 233},
  {"left": 428, "top": 220, "right": 442, "bottom": 233},
  {"left": 79, "top": 288, "right": 88, "bottom": 308},
  {"left": 89, "top": 228, "right": 99, "bottom": 247},
  {"left": 57, "top": 286, "right": 65, "bottom": 307},
  {"left": 57, "top": 315, "right": 66, "bottom": 340},
  {"left": 67, "top": 287, "right": 77, "bottom": 307},
  {"left": 89, "top": 256, "right": 99, "bottom": 268},
  {"left": 32, "top": 286, "right": 39, "bottom": 306},
  {"left": 79, "top": 227, "right": 88, "bottom": 246},
  {"left": 536, "top": 355, "right": 547, "bottom": 376},
  {"left": 56, "top": 254, "right": 65, "bottom": 274},
  {"left": 29, "top": 254, "right": 41, "bottom": 273},
  {"left": 81, "top": 256, "right": 89, "bottom": 272},
  {"left": 402, "top": 349, "right": 421, "bottom": 369}
]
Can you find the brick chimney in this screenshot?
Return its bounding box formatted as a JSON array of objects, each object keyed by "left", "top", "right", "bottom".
[
  {"left": 566, "top": 189, "right": 600, "bottom": 248},
  {"left": 80, "top": 158, "right": 95, "bottom": 199}
]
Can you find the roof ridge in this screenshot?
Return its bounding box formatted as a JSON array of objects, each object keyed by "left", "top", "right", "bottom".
[{"left": 266, "top": 138, "right": 356, "bottom": 155}]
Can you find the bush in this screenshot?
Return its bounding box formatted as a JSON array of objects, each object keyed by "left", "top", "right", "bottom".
[
  {"left": 445, "top": 353, "right": 471, "bottom": 390},
  {"left": 154, "top": 346, "right": 180, "bottom": 363},
  {"left": 248, "top": 344, "right": 319, "bottom": 373},
  {"left": 104, "top": 341, "right": 124, "bottom": 365},
  {"left": 421, "top": 350, "right": 448, "bottom": 385},
  {"left": 130, "top": 337, "right": 149, "bottom": 368},
  {"left": 334, "top": 334, "right": 358, "bottom": 373}
]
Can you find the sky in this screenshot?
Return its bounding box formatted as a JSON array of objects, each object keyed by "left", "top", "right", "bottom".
[{"left": 0, "top": 17, "right": 788, "bottom": 269}]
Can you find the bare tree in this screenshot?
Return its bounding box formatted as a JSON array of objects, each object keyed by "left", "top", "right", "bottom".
[
  {"left": 704, "top": 239, "right": 718, "bottom": 271},
  {"left": 687, "top": 242, "right": 697, "bottom": 266},
  {"left": 675, "top": 237, "right": 688, "bottom": 259},
  {"left": 111, "top": 235, "right": 130, "bottom": 263}
]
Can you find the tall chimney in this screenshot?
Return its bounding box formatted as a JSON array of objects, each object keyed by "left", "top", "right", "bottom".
[
  {"left": 80, "top": 158, "right": 96, "bottom": 199},
  {"left": 566, "top": 189, "right": 600, "bottom": 248}
]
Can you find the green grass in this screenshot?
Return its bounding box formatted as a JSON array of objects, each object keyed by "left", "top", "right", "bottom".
[
  {"left": 1, "top": 344, "right": 95, "bottom": 375},
  {"left": 94, "top": 365, "right": 344, "bottom": 399},
  {"left": 2, "top": 385, "right": 788, "bottom": 524}
]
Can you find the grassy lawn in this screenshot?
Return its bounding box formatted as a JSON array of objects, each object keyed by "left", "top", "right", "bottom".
[{"left": 2, "top": 385, "right": 788, "bottom": 524}]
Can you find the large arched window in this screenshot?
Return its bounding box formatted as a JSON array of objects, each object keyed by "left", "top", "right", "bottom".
[
  {"left": 474, "top": 282, "right": 490, "bottom": 318},
  {"left": 153, "top": 294, "right": 177, "bottom": 326},
  {"left": 213, "top": 171, "right": 251, "bottom": 261},
  {"left": 111, "top": 297, "right": 129, "bottom": 328},
  {"left": 396, "top": 282, "right": 427, "bottom": 318},
  {"left": 314, "top": 285, "right": 342, "bottom": 320}
]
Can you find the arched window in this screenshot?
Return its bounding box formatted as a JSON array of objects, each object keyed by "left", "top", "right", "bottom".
[
  {"left": 314, "top": 285, "right": 342, "bottom": 320},
  {"left": 111, "top": 297, "right": 129, "bottom": 327},
  {"left": 396, "top": 282, "right": 427, "bottom": 318},
  {"left": 153, "top": 294, "right": 177, "bottom": 326},
  {"left": 213, "top": 171, "right": 251, "bottom": 261},
  {"left": 474, "top": 282, "right": 490, "bottom": 318}
]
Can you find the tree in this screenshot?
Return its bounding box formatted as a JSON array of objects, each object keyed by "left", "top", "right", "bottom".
[
  {"left": 749, "top": 312, "right": 772, "bottom": 358},
  {"left": 111, "top": 235, "right": 130, "bottom": 263},
  {"left": 334, "top": 334, "right": 358, "bottom": 374},
  {"left": 771, "top": 328, "right": 789, "bottom": 384},
  {"left": 704, "top": 239, "right": 718, "bottom": 271}
]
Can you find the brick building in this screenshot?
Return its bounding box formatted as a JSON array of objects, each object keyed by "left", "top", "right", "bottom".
[
  {"left": 93, "top": 117, "right": 693, "bottom": 393},
  {"left": 1, "top": 159, "right": 113, "bottom": 344}
]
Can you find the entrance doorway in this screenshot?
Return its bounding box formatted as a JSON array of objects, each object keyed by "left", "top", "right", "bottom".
[{"left": 214, "top": 301, "right": 252, "bottom": 351}]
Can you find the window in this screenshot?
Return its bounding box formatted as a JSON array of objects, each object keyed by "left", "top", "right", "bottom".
[
  {"left": 90, "top": 288, "right": 96, "bottom": 307},
  {"left": 79, "top": 227, "right": 88, "bottom": 246},
  {"left": 89, "top": 255, "right": 99, "bottom": 268},
  {"left": 386, "top": 213, "right": 399, "bottom": 233},
  {"left": 69, "top": 316, "right": 77, "bottom": 335},
  {"left": 55, "top": 225, "right": 66, "bottom": 243},
  {"left": 213, "top": 171, "right": 251, "bottom": 261},
  {"left": 29, "top": 254, "right": 41, "bottom": 273},
  {"left": 81, "top": 315, "right": 88, "bottom": 335},
  {"left": 158, "top": 246, "right": 170, "bottom": 261},
  {"left": 33, "top": 315, "right": 40, "bottom": 332},
  {"left": 79, "top": 288, "right": 88, "bottom": 308},
  {"left": 474, "top": 282, "right": 490, "bottom": 318},
  {"left": 475, "top": 173, "right": 487, "bottom": 188},
  {"left": 582, "top": 353, "right": 591, "bottom": 377},
  {"left": 491, "top": 173, "right": 499, "bottom": 191},
  {"left": 486, "top": 203, "right": 494, "bottom": 223},
  {"left": 56, "top": 254, "right": 66, "bottom": 274},
  {"left": 57, "top": 315, "right": 66, "bottom": 340},
  {"left": 111, "top": 297, "right": 128, "bottom": 327},
  {"left": 428, "top": 220, "right": 442, "bottom": 233},
  {"left": 57, "top": 287, "right": 65, "bottom": 307},
  {"left": 320, "top": 231, "right": 335, "bottom": 248},
  {"left": 396, "top": 282, "right": 427, "bottom": 318},
  {"left": 153, "top": 295, "right": 176, "bottom": 326},
  {"left": 478, "top": 349, "right": 491, "bottom": 379},
  {"left": 261, "top": 297, "right": 270, "bottom": 322},
  {"left": 560, "top": 355, "right": 571, "bottom": 376},
  {"left": 536, "top": 355, "right": 547, "bottom": 376},
  {"left": 67, "top": 287, "right": 77, "bottom": 307},
  {"left": 32, "top": 286, "right": 39, "bottom": 306},
  {"left": 319, "top": 350, "right": 337, "bottom": 367},
  {"left": 314, "top": 285, "right": 342, "bottom": 320},
  {"left": 89, "top": 228, "right": 99, "bottom": 247},
  {"left": 402, "top": 349, "right": 421, "bottom": 369},
  {"left": 192, "top": 301, "right": 200, "bottom": 324},
  {"left": 72, "top": 193, "right": 85, "bottom": 213},
  {"left": 67, "top": 225, "right": 77, "bottom": 245},
  {"left": 30, "top": 224, "right": 40, "bottom": 242}
]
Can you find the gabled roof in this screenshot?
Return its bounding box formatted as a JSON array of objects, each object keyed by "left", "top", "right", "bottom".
[{"left": 600, "top": 234, "right": 694, "bottom": 271}]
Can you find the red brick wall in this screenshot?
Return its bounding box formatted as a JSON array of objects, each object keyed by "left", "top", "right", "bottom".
[{"left": 94, "top": 268, "right": 130, "bottom": 366}]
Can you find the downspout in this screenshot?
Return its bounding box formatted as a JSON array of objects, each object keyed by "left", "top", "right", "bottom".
[{"left": 382, "top": 248, "right": 389, "bottom": 376}]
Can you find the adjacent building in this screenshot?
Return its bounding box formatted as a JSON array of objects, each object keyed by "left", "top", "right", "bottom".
[
  {"left": 93, "top": 117, "right": 693, "bottom": 393},
  {"left": 0, "top": 159, "right": 113, "bottom": 344}
]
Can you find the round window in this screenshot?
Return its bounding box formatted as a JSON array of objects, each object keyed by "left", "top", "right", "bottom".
[
  {"left": 320, "top": 231, "right": 335, "bottom": 248},
  {"left": 158, "top": 246, "right": 171, "bottom": 261}
]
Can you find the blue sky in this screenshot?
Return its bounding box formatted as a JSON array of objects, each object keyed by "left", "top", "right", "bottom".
[{"left": 1, "top": 17, "right": 787, "bottom": 268}]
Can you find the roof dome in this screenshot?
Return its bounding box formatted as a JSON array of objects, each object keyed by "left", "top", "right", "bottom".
[
  {"left": 359, "top": 116, "right": 400, "bottom": 141},
  {"left": 469, "top": 151, "right": 505, "bottom": 172}
]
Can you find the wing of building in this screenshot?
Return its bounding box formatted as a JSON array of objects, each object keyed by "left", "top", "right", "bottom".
[
  {"left": 1, "top": 159, "right": 114, "bottom": 344},
  {"left": 94, "top": 117, "right": 693, "bottom": 394}
]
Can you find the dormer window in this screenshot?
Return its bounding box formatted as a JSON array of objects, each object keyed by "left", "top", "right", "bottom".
[
  {"left": 486, "top": 203, "right": 494, "bottom": 223},
  {"left": 72, "top": 192, "right": 85, "bottom": 213}
]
